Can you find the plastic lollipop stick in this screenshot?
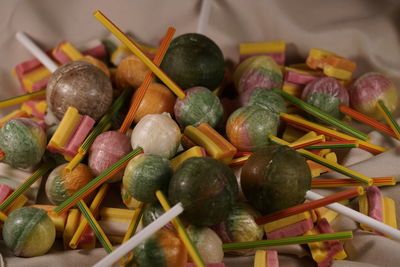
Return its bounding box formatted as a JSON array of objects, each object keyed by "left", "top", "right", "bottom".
[
  {"left": 93, "top": 203, "right": 184, "bottom": 267},
  {"left": 197, "top": 0, "right": 212, "bottom": 34},
  {"left": 306, "top": 191, "right": 400, "bottom": 241},
  {"left": 16, "top": 31, "right": 58, "bottom": 72}
]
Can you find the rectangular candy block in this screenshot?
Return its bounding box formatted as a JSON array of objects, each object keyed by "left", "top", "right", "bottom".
[
  {"left": 62, "top": 115, "right": 96, "bottom": 158},
  {"left": 52, "top": 41, "right": 84, "bottom": 64},
  {"left": 282, "top": 82, "right": 303, "bottom": 98},
  {"left": 306, "top": 48, "right": 337, "bottom": 70},
  {"left": 239, "top": 41, "right": 286, "bottom": 65},
  {"left": 21, "top": 99, "right": 47, "bottom": 120},
  {"left": 184, "top": 123, "right": 237, "bottom": 164},
  {"left": 48, "top": 107, "right": 82, "bottom": 150},
  {"left": 254, "top": 250, "right": 279, "bottom": 267},
  {"left": 324, "top": 55, "right": 356, "bottom": 72},
  {"left": 323, "top": 64, "right": 352, "bottom": 81},
  {"left": 79, "top": 39, "right": 107, "bottom": 60},
  {"left": 171, "top": 146, "right": 206, "bottom": 171},
  {"left": 21, "top": 66, "right": 52, "bottom": 92},
  {"left": 284, "top": 67, "right": 322, "bottom": 85},
  {"left": 264, "top": 211, "right": 313, "bottom": 232},
  {"left": 0, "top": 184, "right": 13, "bottom": 203},
  {"left": 266, "top": 217, "right": 314, "bottom": 239}
]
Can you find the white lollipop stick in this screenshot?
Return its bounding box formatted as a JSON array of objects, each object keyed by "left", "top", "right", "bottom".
[
  {"left": 15, "top": 31, "right": 58, "bottom": 72},
  {"left": 306, "top": 190, "right": 400, "bottom": 241},
  {"left": 93, "top": 202, "right": 184, "bottom": 267},
  {"left": 196, "top": 0, "right": 211, "bottom": 34}
]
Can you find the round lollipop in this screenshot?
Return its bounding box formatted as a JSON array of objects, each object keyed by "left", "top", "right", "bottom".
[
  {"left": 131, "top": 114, "right": 181, "bottom": 159},
  {"left": 226, "top": 105, "right": 279, "bottom": 151},
  {"left": 133, "top": 82, "right": 176, "bottom": 123},
  {"left": 115, "top": 54, "right": 150, "bottom": 90},
  {"left": 174, "top": 86, "right": 223, "bottom": 128},
  {"left": 241, "top": 145, "right": 311, "bottom": 214},
  {"left": 142, "top": 202, "right": 167, "bottom": 227},
  {"left": 133, "top": 228, "right": 187, "bottom": 267},
  {"left": 89, "top": 131, "right": 132, "bottom": 183},
  {"left": 160, "top": 33, "right": 225, "bottom": 90},
  {"left": 46, "top": 61, "right": 113, "bottom": 120},
  {"left": 0, "top": 118, "right": 46, "bottom": 169},
  {"left": 169, "top": 157, "right": 239, "bottom": 226},
  {"left": 122, "top": 154, "right": 173, "bottom": 203},
  {"left": 350, "top": 72, "right": 398, "bottom": 120},
  {"left": 45, "top": 163, "right": 94, "bottom": 205},
  {"left": 234, "top": 56, "right": 283, "bottom": 105},
  {"left": 245, "top": 87, "right": 287, "bottom": 115},
  {"left": 2, "top": 207, "right": 56, "bottom": 257},
  {"left": 301, "top": 77, "right": 349, "bottom": 121},
  {"left": 186, "top": 226, "right": 224, "bottom": 263},
  {"left": 212, "top": 202, "right": 263, "bottom": 244}
]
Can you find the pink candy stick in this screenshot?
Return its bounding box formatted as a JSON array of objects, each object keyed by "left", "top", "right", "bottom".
[
  {"left": 285, "top": 70, "right": 320, "bottom": 85},
  {"left": 63, "top": 115, "right": 95, "bottom": 157},
  {"left": 52, "top": 41, "right": 72, "bottom": 64},
  {"left": 367, "top": 186, "right": 384, "bottom": 222},
  {"left": 266, "top": 217, "right": 314, "bottom": 239},
  {"left": 266, "top": 250, "right": 279, "bottom": 267},
  {"left": 0, "top": 184, "right": 13, "bottom": 203}
]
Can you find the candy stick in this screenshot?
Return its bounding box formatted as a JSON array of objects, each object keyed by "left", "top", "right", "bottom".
[
  {"left": 290, "top": 134, "right": 325, "bottom": 149},
  {"left": 122, "top": 202, "right": 144, "bottom": 243},
  {"left": 118, "top": 27, "right": 176, "bottom": 133},
  {"left": 255, "top": 187, "right": 363, "bottom": 225},
  {"left": 155, "top": 190, "right": 206, "bottom": 267},
  {"left": 93, "top": 202, "right": 184, "bottom": 267},
  {"left": 280, "top": 113, "right": 387, "bottom": 154},
  {"left": 93, "top": 10, "right": 186, "bottom": 99},
  {"left": 15, "top": 31, "right": 58, "bottom": 72},
  {"left": 311, "top": 177, "right": 396, "bottom": 188},
  {"left": 377, "top": 100, "right": 400, "bottom": 139},
  {"left": 222, "top": 231, "right": 353, "bottom": 251},
  {"left": 70, "top": 184, "right": 109, "bottom": 249},
  {"left": 305, "top": 191, "right": 400, "bottom": 241},
  {"left": 0, "top": 161, "right": 54, "bottom": 211},
  {"left": 339, "top": 105, "right": 397, "bottom": 138},
  {"left": 54, "top": 147, "right": 143, "bottom": 214},
  {"left": 269, "top": 135, "right": 373, "bottom": 185},
  {"left": 254, "top": 250, "right": 279, "bottom": 267},
  {"left": 0, "top": 89, "right": 46, "bottom": 109},
  {"left": 76, "top": 200, "right": 114, "bottom": 253},
  {"left": 197, "top": 0, "right": 212, "bottom": 34},
  {"left": 304, "top": 140, "right": 359, "bottom": 150},
  {"left": 0, "top": 210, "right": 7, "bottom": 222},
  {"left": 0, "top": 110, "right": 29, "bottom": 127},
  {"left": 65, "top": 87, "right": 133, "bottom": 173},
  {"left": 273, "top": 89, "right": 368, "bottom": 140}
]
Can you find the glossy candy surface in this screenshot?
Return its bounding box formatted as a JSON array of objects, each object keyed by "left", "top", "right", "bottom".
[
  {"left": 115, "top": 54, "right": 150, "bottom": 90},
  {"left": 46, "top": 61, "right": 113, "bottom": 120},
  {"left": 245, "top": 87, "right": 287, "bottom": 115},
  {"left": 2, "top": 207, "right": 56, "bottom": 257},
  {"left": 186, "top": 226, "right": 224, "bottom": 263},
  {"left": 0, "top": 118, "right": 46, "bottom": 169}
]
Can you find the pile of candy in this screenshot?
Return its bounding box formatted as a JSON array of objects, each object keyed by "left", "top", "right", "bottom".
[{"left": 0, "top": 10, "right": 399, "bottom": 267}]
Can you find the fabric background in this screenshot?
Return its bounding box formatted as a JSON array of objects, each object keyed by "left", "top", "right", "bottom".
[{"left": 1, "top": 0, "right": 400, "bottom": 266}]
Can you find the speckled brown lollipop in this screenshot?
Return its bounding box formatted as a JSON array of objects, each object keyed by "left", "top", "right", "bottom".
[{"left": 46, "top": 61, "right": 113, "bottom": 120}]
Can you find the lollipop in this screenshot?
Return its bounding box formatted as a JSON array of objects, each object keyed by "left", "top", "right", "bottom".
[
  {"left": 186, "top": 226, "right": 224, "bottom": 263},
  {"left": 301, "top": 77, "right": 349, "bottom": 120},
  {"left": 241, "top": 145, "right": 311, "bottom": 214},
  {"left": 133, "top": 228, "right": 187, "bottom": 267},
  {"left": 245, "top": 87, "right": 287, "bottom": 115},
  {"left": 174, "top": 86, "right": 223, "bottom": 128},
  {"left": 169, "top": 157, "right": 239, "bottom": 226},
  {"left": 0, "top": 118, "right": 46, "bottom": 169},
  {"left": 45, "top": 163, "right": 94, "bottom": 205},
  {"left": 350, "top": 72, "right": 398, "bottom": 120},
  {"left": 233, "top": 56, "right": 283, "bottom": 105},
  {"left": 120, "top": 185, "right": 142, "bottom": 209},
  {"left": 142, "top": 202, "right": 167, "bottom": 227},
  {"left": 122, "top": 154, "right": 173, "bottom": 203},
  {"left": 115, "top": 54, "right": 150, "bottom": 90},
  {"left": 226, "top": 105, "right": 279, "bottom": 151},
  {"left": 2, "top": 206, "right": 56, "bottom": 257},
  {"left": 212, "top": 202, "right": 264, "bottom": 244},
  {"left": 46, "top": 61, "right": 113, "bottom": 120},
  {"left": 89, "top": 130, "right": 132, "bottom": 183},
  {"left": 131, "top": 113, "right": 181, "bottom": 159},
  {"left": 160, "top": 33, "right": 225, "bottom": 90}
]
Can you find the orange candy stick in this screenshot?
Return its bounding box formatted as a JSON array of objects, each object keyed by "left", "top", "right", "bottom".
[
  {"left": 118, "top": 27, "right": 176, "bottom": 133},
  {"left": 255, "top": 187, "right": 364, "bottom": 225}
]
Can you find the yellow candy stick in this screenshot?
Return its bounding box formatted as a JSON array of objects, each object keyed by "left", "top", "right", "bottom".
[
  {"left": 171, "top": 146, "right": 205, "bottom": 171},
  {"left": 100, "top": 208, "right": 136, "bottom": 222},
  {"left": 63, "top": 209, "right": 80, "bottom": 249},
  {"left": 155, "top": 190, "right": 206, "bottom": 267},
  {"left": 254, "top": 250, "right": 267, "bottom": 267},
  {"left": 295, "top": 131, "right": 318, "bottom": 141},
  {"left": 48, "top": 107, "right": 81, "bottom": 149},
  {"left": 93, "top": 10, "right": 186, "bottom": 99},
  {"left": 290, "top": 134, "right": 325, "bottom": 149},
  {"left": 70, "top": 184, "right": 109, "bottom": 249},
  {"left": 0, "top": 211, "right": 7, "bottom": 222},
  {"left": 0, "top": 89, "right": 46, "bottom": 109},
  {"left": 264, "top": 211, "right": 312, "bottom": 233},
  {"left": 383, "top": 197, "right": 397, "bottom": 231},
  {"left": 122, "top": 202, "right": 144, "bottom": 243},
  {"left": 323, "top": 65, "right": 352, "bottom": 81},
  {"left": 280, "top": 113, "right": 387, "bottom": 154},
  {"left": 59, "top": 42, "right": 84, "bottom": 60},
  {"left": 269, "top": 135, "right": 373, "bottom": 185},
  {"left": 76, "top": 200, "right": 114, "bottom": 253},
  {"left": 4, "top": 194, "right": 28, "bottom": 215},
  {"left": 240, "top": 41, "right": 286, "bottom": 55}
]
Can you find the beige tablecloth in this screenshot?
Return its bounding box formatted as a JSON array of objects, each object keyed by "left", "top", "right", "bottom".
[{"left": 1, "top": 0, "right": 400, "bottom": 266}]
